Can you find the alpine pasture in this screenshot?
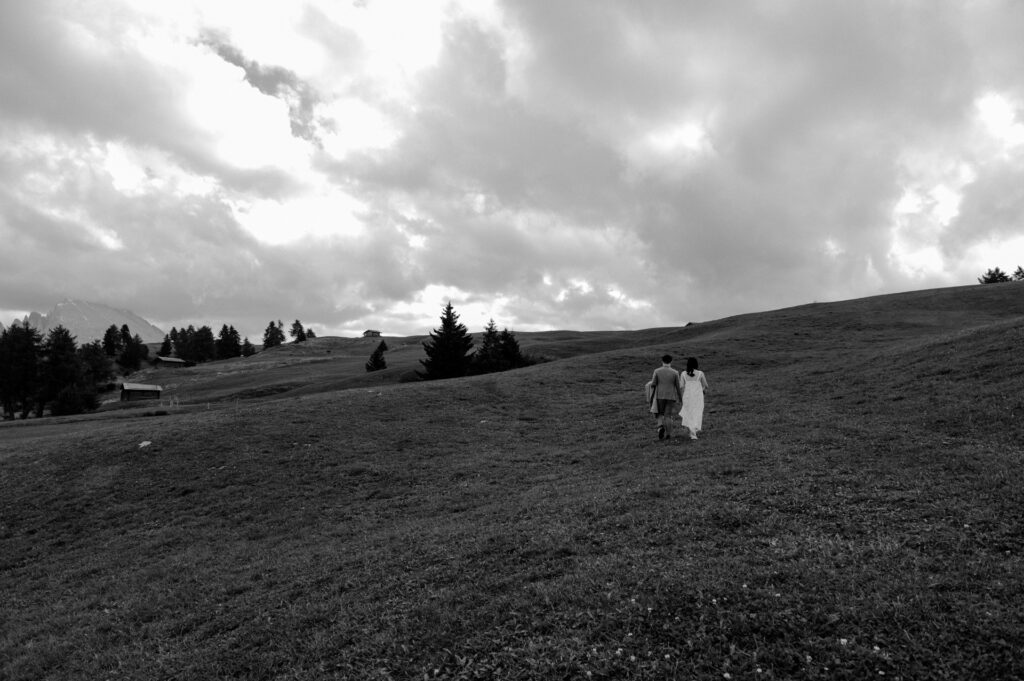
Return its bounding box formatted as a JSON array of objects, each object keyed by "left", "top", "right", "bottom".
[{"left": 2, "top": 283, "right": 1023, "bottom": 680}]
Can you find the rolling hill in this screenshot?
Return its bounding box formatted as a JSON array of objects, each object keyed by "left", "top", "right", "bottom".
[{"left": 2, "top": 283, "right": 1023, "bottom": 679}]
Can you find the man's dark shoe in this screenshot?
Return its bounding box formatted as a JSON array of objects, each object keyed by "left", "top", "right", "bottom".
[{"left": 657, "top": 426, "right": 665, "bottom": 440}]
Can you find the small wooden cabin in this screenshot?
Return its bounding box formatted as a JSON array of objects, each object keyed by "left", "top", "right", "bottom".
[
  {"left": 363, "top": 329, "right": 382, "bottom": 338},
  {"left": 120, "top": 382, "right": 163, "bottom": 401}
]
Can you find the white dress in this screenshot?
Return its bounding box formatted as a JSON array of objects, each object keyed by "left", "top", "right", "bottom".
[{"left": 678, "top": 370, "right": 708, "bottom": 433}]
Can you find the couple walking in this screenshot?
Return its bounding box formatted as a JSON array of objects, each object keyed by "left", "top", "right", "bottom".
[{"left": 649, "top": 354, "right": 709, "bottom": 441}]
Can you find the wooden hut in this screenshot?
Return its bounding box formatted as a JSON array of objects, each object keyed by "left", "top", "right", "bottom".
[{"left": 120, "top": 382, "right": 163, "bottom": 401}]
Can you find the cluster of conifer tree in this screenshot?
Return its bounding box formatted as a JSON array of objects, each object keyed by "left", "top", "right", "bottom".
[
  {"left": 158, "top": 325, "right": 257, "bottom": 363},
  {"left": 414, "top": 302, "right": 532, "bottom": 380},
  {"left": 101, "top": 324, "right": 150, "bottom": 371},
  {"left": 261, "top": 320, "right": 316, "bottom": 349},
  {"left": 0, "top": 323, "right": 139, "bottom": 419},
  {"left": 978, "top": 266, "right": 1024, "bottom": 283}
]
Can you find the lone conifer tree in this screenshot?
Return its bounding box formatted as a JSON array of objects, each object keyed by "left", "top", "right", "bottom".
[
  {"left": 419, "top": 302, "right": 474, "bottom": 380},
  {"left": 365, "top": 340, "right": 388, "bottom": 372},
  {"left": 1014, "top": 265, "right": 1024, "bottom": 281}
]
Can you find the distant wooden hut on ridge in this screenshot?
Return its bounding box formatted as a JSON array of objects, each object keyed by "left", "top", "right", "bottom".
[
  {"left": 363, "top": 329, "right": 382, "bottom": 338},
  {"left": 120, "top": 382, "right": 162, "bottom": 401}
]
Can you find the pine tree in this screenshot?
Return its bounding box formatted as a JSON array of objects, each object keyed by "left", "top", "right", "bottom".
[
  {"left": 290, "top": 320, "right": 307, "bottom": 343},
  {"left": 158, "top": 334, "right": 173, "bottom": 357},
  {"left": 498, "top": 328, "right": 527, "bottom": 370},
  {"left": 78, "top": 340, "right": 113, "bottom": 387},
  {"left": 194, "top": 326, "right": 216, "bottom": 362},
  {"left": 1014, "top": 266, "right": 1024, "bottom": 281},
  {"left": 263, "top": 320, "right": 286, "bottom": 349},
  {"left": 37, "top": 325, "right": 84, "bottom": 416},
  {"left": 118, "top": 333, "right": 149, "bottom": 372},
  {"left": 0, "top": 321, "right": 42, "bottom": 419},
  {"left": 119, "top": 324, "right": 133, "bottom": 349},
  {"left": 215, "top": 325, "right": 229, "bottom": 358},
  {"left": 241, "top": 337, "right": 257, "bottom": 357},
  {"left": 228, "top": 325, "right": 242, "bottom": 356},
  {"left": 365, "top": 340, "right": 388, "bottom": 372},
  {"left": 215, "top": 324, "right": 242, "bottom": 359},
  {"left": 306, "top": 328, "right": 317, "bottom": 339},
  {"left": 419, "top": 302, "right": 475, "bottom": 380},
  {"left": 473, "top": 319, "right": 502, "bottom": 374},
  {"left": 175, "top": 325, "right": 196, "bottom": 361},
  {"left": 102, "top": 324, "right": 122, "bottom": 357},
  {"left": 978, "top": 267, "right": 1011, "bottom": 283}
]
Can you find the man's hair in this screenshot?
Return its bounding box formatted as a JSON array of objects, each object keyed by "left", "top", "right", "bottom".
[{"left": 661, "top": 354, "right": 672, "bottom": 364}]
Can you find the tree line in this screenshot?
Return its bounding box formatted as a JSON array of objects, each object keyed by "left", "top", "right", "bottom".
[
  {"left": 2, "top": 305, "right": 527, "bottom": 417},
  {"left": 157, "top": 324, "right": 257, "bottom": 364},
  {"left": 1, "top": 323, "right": 122, "bottom": 418},
  {"left": 0, "top": 316, "right": 273, "bottom": 419},
  {"left": 978, "top": 266, "right": 1024, "bottom": 283},
  {"left": 157, "top": 319, "right": 317, "bottom": 363}
]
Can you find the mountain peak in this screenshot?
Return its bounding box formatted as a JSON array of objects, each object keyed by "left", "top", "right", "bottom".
[{"left": 16, "top": 300, "right": 165, "bottom": 343}]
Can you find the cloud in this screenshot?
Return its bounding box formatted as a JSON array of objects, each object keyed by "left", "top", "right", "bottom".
[
  {"left": 0, "top": 1, "right": 306, "bottom": 198},
  {"left": 199, "top": 32, "right": 323, "bottom": 144},
  {"left": 3, "top": 1, "right": 1024, "bottom": 341}
]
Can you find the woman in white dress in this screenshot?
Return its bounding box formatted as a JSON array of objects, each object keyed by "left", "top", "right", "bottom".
[{"left": 679, "top": 357, "right": 709, "bottom": 440}]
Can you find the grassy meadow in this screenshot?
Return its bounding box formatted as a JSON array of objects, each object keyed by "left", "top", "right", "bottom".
[{"left": 2, "top": 283, "right": 1023, "bottom": 680}]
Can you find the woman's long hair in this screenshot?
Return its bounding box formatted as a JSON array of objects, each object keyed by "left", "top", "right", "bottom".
[{"left": 686, "top": 357, "right": 698, "bottom": 376}]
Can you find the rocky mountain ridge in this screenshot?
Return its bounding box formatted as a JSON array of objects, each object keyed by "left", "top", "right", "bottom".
[{"left": 8, "top": 299, "right": 165, "bottom": 344}]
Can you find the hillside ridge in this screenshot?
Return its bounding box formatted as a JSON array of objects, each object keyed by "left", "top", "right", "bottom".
[{"left": 91, "top": 282, "right": 1024, "bottom": 411}]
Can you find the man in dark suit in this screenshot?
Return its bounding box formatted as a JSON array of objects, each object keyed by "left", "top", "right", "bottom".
[{"left": 650, "top": 354, "right": 682, "bottom": 440}]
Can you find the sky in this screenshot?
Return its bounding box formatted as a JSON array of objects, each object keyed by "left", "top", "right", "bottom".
[{"left": 2, "top": 0, "right": 1024, "bottom": 340}]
